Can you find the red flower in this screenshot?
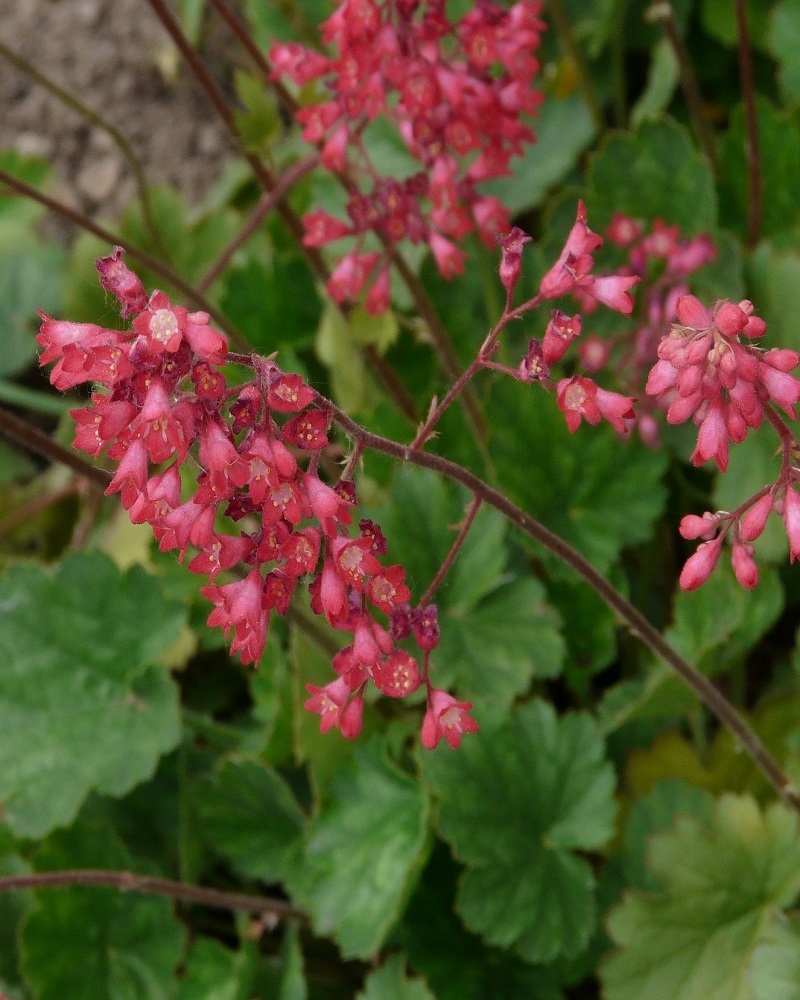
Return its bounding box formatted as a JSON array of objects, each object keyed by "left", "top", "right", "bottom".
[{"left": 421, "top": 689, "right": 479, "bottom": 749}]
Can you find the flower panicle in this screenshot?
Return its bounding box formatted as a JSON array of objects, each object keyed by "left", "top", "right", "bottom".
[{"left": 37, "top": 247, "right": 476, "bottom": 749}]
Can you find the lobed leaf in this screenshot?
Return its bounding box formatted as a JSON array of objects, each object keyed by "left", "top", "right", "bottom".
[{"left": 422, "top": 700, "right": 616, "bottom": 964}]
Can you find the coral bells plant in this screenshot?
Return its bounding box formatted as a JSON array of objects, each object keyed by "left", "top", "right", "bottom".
[
  {"left": 646, "top": 293, "right": 800, "bottom": 591},
  {"left": 37, "top": 248, "right": 475, "bottom": 747},
  {"left": 272, "top": 0, "right": 545, "bottom": 309},
  {"left": 8, "top": 0, "right": 800, "bottom": 995}
]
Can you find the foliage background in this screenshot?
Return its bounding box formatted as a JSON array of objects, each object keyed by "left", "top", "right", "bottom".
[{"left": 2, "top": 0, "right": 800, "bottom": 998}]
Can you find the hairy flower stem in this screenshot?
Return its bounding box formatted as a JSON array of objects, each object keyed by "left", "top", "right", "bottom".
[
  {"left": 418, "top": 495, "right": 482, "bottom": 607},
  {"left": 410, "top": 296, "right": 538, "bottom": 450},
  {"left": 0, "top": 870, "right": 306, "bottom": 922},
  {"left": 202, "top": 0, "right": 490, "bottom": 454},
  {"left": 649, "top": 3, "right": 718, "bottom": 173},
  {"left": 0, "top": 168, "right": 247, "bottom": 349},
  {"left": 145, "top": 0, "right": 421, "bottom": 426},
  {"left": 324, "top": 397, "right": 800, "bottom": 813},
  {"left": 0, "top": 39, "right": 166, "bottom": 253},
  {"left": 0, "top": 406, "right": 112, "bottom": 490},
  {"left": 735, "top": 0, "right": 762, "bottom": 248},
  {"left": 197, "top": 153, "right": 321, "bottom": 294}
]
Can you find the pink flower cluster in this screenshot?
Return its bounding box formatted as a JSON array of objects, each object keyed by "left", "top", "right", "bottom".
[
  {"left": 646, "top": 295, "right": 800, "bottom": 471},
  {"left": 272, "top": 0, "right": 545, "bottom": 311},
  {"left": 499, "top": 205, "right": 639, "bottom": 435},
  {"left": 645, "top": 293, "right": 800, "bottom": 591},
  {"left": 580, "top": 215, "right": 717, "bottom": 446},
  {"left": 37, "top": 248, "right": 477, "bottom": 748}
]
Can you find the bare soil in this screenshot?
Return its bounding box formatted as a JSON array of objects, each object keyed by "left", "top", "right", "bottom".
[{"left": 0, "top": 0, "right": 239, "bottom": 232}]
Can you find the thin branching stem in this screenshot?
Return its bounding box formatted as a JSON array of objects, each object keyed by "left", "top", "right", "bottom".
[
  {"left": 0, "top": 406, "right": 112, "bottom": 489},
  {"left": 207, "top": 0, "right": 299, "bottom": 116},
  {"left": 143, "top": 0, "right": 328, "bottom": 282},
  {"left": 0, "top": 870, "right": 307, "bottom": 922},
  {"left": 0, "top": 167, "right": 247, "bottom": 349},
  {"left": 197, "top": 152, "right": 320, "bottom": 294},
  {"left": 418, "top": 494, "right": 482, "bottom": 607},
  {"left": 322, "top": 396, "right": 800, "bottom": 813},
  {"left": 649, "top": 3, "right": 719, "bottom": 173}
]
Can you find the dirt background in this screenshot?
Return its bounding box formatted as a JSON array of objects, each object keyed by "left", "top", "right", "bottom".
[{"left": 0, "top": 0, "right": 242, "bottom": 230}]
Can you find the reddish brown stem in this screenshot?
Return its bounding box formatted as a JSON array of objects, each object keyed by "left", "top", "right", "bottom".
[
  {"left": 0, "top": 869, "right": 306, "bottom": 922},
  {"left": 0, "top": 483, "right": 80, "bottom": 540},
  {"left": 0, "top": 406, "right": 112, "bottom": 489},
  {"left": 418, "top": 494, "right": 483, "bottom": 607},
  {"left": 650, "top": 2, "right": 718, "bottom": 172},
  {"left": 143, "top": 0, "right": 329, "bottom": 286},
  {"left": 203, "top": 0, "right": 488, "bottom": 448},
  {"left": 207, "top": 0, "right": 299, "bottom": 116},
  {"left": 322, "top": 396, "right": 800, "bottom": 813},
  {"left": 197, "top": 153, "right": 321, "bottom": 293}
]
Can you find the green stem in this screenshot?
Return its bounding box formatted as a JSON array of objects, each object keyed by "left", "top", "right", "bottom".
[{"left": 0, "top": 379, "right": 75, "bottom": 416}]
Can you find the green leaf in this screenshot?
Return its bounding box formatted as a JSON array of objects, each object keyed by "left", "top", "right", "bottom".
[
  {"left": 485, "top": 95, "right": 597, "bottom": 214},
  {"left": 357, "top": 955, "right": 435, "bottom": 1000},
  {"left": 192, "top": 758, "right": 305, "bottom": 884},
  {"left": 769, "top": 0, "right": 800, "bottom": 102},
  {"left": 713, "top": 432, "right": 787, "bottom": 562},
  {"left": 398, "top": 846, "right": 565, "bottom": 1000},
  {"left": 752, "top": 920, "right": 800, "bottom": 1000},
  {"left": 20, "top": 821, "right": 186, "bottom": 1000},
  {"left": 621, "top": 781, "right": 714, "bottom": 892},
  {"left": 602, "top": 794, "right": 800, "bottom": 1000},
  {"left": 422, "top": 700, "right": 616, "bottom": 963},
  {"left": 177, "top": 0, "right": 206, "bottom": 46},
  {"left": 349, "top": 305, "right": 399, "bottom": 353},
  {"left": 315, "top": 300, "right": 367, "bottom": 413},
  {"left": 548, "top": 579, "right": 617, "bottom": 690},
  {"left": 374, "top": 468, "right": 564, "bottom": 717},
  {"left": 702, "top": 0, "right": 771, "bottom": 50},
  {"left": 746, "top": 243, "right": 800, "bottom": 351},
  {"left": 489, "top": 385, "right": 668, "bottom": 575},
  {"left": 587, "top": 118, "right": 716, "bottom": 232},
  {"left": 287, "top": 737, "right": 430, "bottom": 959},
  {"left": 436, "top": 577, "right": 565, "bottom": 721},
  {"left": 719, "top": 102, "right": 800, "bottom": 240},
  {"left": 233, "top": 70, "right": 281, "bottom": 152},
  {"left": 664, "top": 562, "right": 783, "bottom": 675},
  {"left": 630, "top": 40, "right": 680, "bottom": 127},
  {"left": 278, "top": 925, "right": 307, "bottom": 1000},
  {"left": 0, "top": 241, "right": 66, "bottom": 377},
  {"left": 175, "top": 938, "right": 256, "bottom": 1000},
  {"left": 0, "top": 552, "right": 184, "bottom": 836},
  {"left": 221, "top": 253, "right": 321, "bottom": 353}
]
